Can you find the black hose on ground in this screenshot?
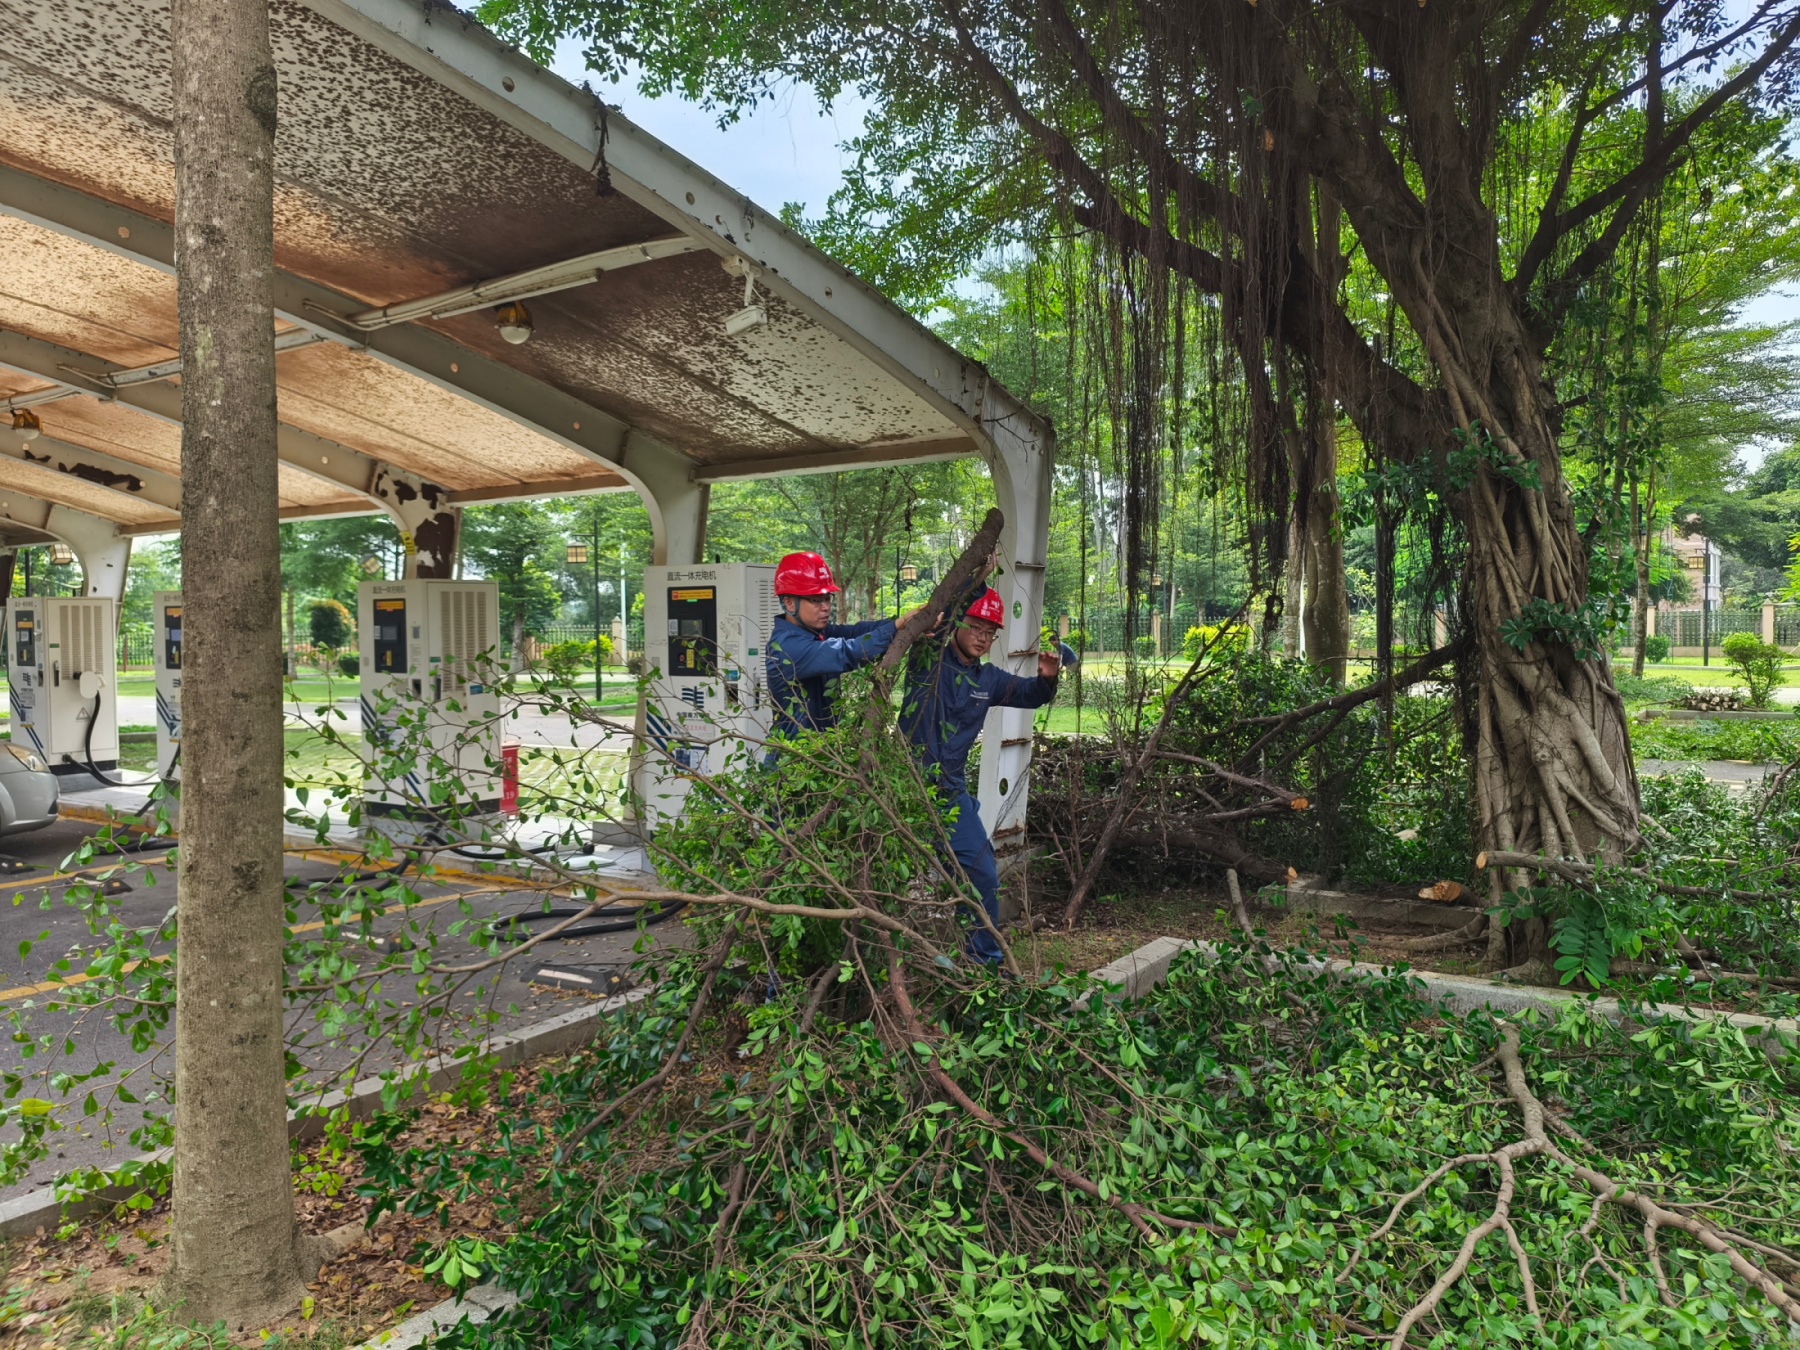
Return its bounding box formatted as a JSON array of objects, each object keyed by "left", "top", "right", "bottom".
[{"left": 481, "top": 898, "right": 687, "bottom": 943}]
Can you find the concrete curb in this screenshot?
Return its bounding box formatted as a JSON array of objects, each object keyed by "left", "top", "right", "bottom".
[
  {"left": 350, "top": 1282, "right": 517, "bottom": 1349},
  {"left": 1085, "top": 936, "right": 1799, "bottom": 1058},
  {"left": 1640, "top": 708, "right": 1794, "bottom": 722},
  {"left": 0, "top": 986, "right": 653, "bottom": 1242}
]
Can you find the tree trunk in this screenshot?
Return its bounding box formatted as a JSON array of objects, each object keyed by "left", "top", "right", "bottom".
[
  {"left": 1280, "top": 518, "right": 1302, "bottom": 657},
  {"left": 1301, "top": 414, "right": 1349, "bottom": 685},
  {"left": 1630, "top": 475, "right": 1651, "bottom": 678},
  {"left": 1439, "top": 325, "right": 1642, "bottom": 969},
  {"left": 1301, "top": 187, "right": 1350, "bottom": 686},
  {"left": 161, "top": 0, "right": 317, "bottom": 1324}
]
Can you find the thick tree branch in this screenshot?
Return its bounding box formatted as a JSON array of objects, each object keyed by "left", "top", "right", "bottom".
[{"left": 1530, "top": 8, "right": 1800, "bottom": 317}]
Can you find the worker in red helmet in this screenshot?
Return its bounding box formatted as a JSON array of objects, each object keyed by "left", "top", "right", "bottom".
[
  {"left": 901, "top": 583, "right": 1074, "bottom": 967},
  {"left": 766, "top": 551, "right": 926, "bottom": 752}
]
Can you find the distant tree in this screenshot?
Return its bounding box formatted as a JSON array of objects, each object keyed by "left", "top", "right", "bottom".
[
  {"left": 123, "top": 539, "right": 182, "bottom": 630},
  {"left": 307, "top": 598, "right": 352, "bottom": 651}
]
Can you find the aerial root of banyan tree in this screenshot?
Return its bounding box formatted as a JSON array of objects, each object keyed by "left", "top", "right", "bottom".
[{"left": 1339, "top": 1024, "right": 1800, "bottom": 1347}]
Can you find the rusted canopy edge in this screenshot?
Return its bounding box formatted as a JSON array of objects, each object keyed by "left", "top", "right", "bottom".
[{"left": 296, "top": 0, "right": 1054, "bottom": 472}]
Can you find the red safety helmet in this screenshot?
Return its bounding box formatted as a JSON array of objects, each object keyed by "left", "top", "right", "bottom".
[
  {"left": 774, "top": 551, "right": 841, "bottom": 597},
  {"left": 966, "top": 587, "right": 1007, "bottom": 627}
]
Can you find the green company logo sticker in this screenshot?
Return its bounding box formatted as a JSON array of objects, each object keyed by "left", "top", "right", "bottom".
[{"left": 1012, "top": 601, "right": 1022, "bottom": 618}]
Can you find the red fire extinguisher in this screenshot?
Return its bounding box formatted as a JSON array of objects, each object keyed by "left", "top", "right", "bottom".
[{"left": 500, "top": 741, "right": 520, "bottom": 816}]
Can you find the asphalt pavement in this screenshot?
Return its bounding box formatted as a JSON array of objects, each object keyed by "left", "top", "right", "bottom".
[{"left": 0, "top": 817, "right": 688, "bottom": 1203}]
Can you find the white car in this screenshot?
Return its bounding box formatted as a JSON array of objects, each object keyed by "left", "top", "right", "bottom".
[{"left": 0, "top": 743, "right": 59, "bottom": 835}]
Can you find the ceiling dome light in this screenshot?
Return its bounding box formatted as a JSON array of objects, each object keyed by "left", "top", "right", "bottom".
[
  {"left": 494, "top": 301, "right": 534, "bottom": 345},
  {"left": 10, "top": 408, "right": 41, "bottom": 443}
]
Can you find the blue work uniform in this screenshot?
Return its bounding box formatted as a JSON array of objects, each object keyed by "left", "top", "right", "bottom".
[
  {"left": 764, "top": 614, "right": 897, "bottom": 751},
  {"left": 901, "top": 640, "right": 1068, "bottom": 965}
]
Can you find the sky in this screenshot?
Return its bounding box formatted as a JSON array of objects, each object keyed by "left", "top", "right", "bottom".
[{"left": 548, "top": 42, "right": 867, "bottom": 227}]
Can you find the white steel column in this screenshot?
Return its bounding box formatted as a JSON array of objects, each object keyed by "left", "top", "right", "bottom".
[
  {"left": 622, "top": 435, "right": 709, "bottom": 566},
  {"left": 974, "top": 395, "right": 1055, "bottom": 867},
  {"left": 47, "top": 505, "right": 132, "bottom": 601}
]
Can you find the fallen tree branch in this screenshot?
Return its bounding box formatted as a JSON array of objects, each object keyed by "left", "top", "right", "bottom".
[
  {"left": 884, "top": 941, "right": 1220, "bottom": 1241},
  {"left": 872, "top": 507, "right": 1005, "bottom": 686},
  {"left": 1404, "top": 913, "right": 1490, "bottom": 952},
  {"left": 1236, "top": 642, "right": 1460, "bottom": 761},
  {"left": 1350, "top": 1023, "right": 1800, "bottom": 1347},
  {"left": 1114, "top": 822, "right": 1293, "bottom": 887},
  {"left": 1151, "top": 752, "right": 1307, "bottom": 807}
]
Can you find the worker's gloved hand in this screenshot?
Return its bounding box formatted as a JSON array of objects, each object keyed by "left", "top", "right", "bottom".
[
  {"left": 1037, "top": 648, "right": 1062, "bottom": 679},
  {"left": 898, "top": 604, "right": 940, "bottom": 630}
]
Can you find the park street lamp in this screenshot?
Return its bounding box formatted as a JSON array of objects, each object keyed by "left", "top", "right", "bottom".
[{"left": 567, "top": 532, "right": 602, "bottom": 702}]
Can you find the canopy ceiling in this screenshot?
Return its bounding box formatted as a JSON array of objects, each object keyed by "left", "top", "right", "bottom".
[{"left": 0, "top": 0, "right": 1048, "bottom": 547}]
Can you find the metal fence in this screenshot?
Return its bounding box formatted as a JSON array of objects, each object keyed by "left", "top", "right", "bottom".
[
  {"left": 1658, "top": 607, "right": 1760, "bottom": 649},
  {"left": 119, "top": 628, "right": 154, "bottom": 669},
  {"left": 531, "top": 622, "right": 642, "bottom": 662}
]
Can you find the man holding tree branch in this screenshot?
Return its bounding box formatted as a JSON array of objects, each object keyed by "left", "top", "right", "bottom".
[{"left": 902, "top": 581, "right": 1074, "bottom": 966}]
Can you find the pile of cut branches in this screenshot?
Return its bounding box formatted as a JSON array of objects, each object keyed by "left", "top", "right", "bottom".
[
  {"left": 1032, "top": 640, "right": 1465, "bottom": 928},
  {"left": 363, "top": 940, "right": 1800, "bottom": 1349}
]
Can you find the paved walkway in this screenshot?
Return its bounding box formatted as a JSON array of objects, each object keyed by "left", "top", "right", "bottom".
[{"left": 1638, "top": 758, "right": 1778, "bottom": 792}]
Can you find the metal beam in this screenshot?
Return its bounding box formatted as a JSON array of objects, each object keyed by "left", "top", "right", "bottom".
[
  {"left": 690, "top": 437, "right": 975, "bottom": 484},
  {"left": 0, "top": 327, "right": 385, "bottom": 506},
  {"left": 341, "top": 236, "right": 701, "bottom": 329},
  {"left": 0, "top": 166, "right": 659, "bottom": 475},
  {"left": 0, "top": 434, "right": 184, "bottom": 516},
  {"left": 447, "top": 472, "right": 629, "bottom": 504}
]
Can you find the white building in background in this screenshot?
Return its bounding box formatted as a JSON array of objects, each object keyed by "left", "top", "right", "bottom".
[{"left": 1666, "top": 528, "right": 1722, "bottom": 608}]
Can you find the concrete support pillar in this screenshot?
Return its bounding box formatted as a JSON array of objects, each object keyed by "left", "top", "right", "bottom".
[
  {"left": 619, "top": 434, "right": 708, "bottom": 566},
  {"left": 48, "top": 504, "right": 131, "bottom": 601},
  {"left": 1646, "top": 606, "right": 1657, "bottom": 638},
  {"left": 1763, "top": 601, "right": 1776, "bottom": 645},
  {"left": 369, "top": 463, "right": 460, "bottom": 579},
  {"left": 1151, "top": 611, "right": 1163, "bottom": 655},
  {"left": 974, "top": 398, "right": 1055, "bottom": 871},
  {"left": 611, "top": 616, "right": 626, "bottom": 663},
  {"left": 0, "top": 550, "right": 14, "bottom": 604}
]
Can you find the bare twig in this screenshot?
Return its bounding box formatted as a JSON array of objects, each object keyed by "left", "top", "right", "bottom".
[{"left": 1059, "top": 603, "right": 1248, "bottom": 930}]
